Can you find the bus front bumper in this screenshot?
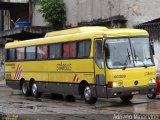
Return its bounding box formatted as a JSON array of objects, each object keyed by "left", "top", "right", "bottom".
[{"left": 107, "top": 84, "right": 156, "bottom": 98}]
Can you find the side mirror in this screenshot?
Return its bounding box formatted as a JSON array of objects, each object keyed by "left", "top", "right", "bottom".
[
  {"left": 151, "top": 44, "right": 155, "bottom": 55},
  {"left": 104, "top": 44, "right": 110, "bottom": 58}
]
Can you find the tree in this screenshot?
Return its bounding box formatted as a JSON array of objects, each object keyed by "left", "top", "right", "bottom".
[{"left": 39, "top": 0, "right": 66, "bottom": 29}]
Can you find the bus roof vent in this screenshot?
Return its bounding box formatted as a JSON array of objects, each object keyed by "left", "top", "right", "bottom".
[{"left": 45, "top": 26, "right": 108, "bottom": 37}]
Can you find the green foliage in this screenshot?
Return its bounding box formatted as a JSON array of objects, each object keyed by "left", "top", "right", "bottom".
[{"left": 39, "top": 0, "right": 66, "bottom": 28}]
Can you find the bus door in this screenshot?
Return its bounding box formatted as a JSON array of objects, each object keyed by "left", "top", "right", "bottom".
[{"left": 94, "top": 39, "right": 106, "bottom": 97}]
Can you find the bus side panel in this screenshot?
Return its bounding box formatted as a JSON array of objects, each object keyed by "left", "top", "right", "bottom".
[{"left": 5, "top": 58, "right": 95, "bottom": 95}]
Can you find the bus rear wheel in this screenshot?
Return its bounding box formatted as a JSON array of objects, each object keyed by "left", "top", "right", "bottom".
[
  {"left": 31, "top": 82, "right": 42, "bottom": 98},
  {"left": 83, "top": 86, "right": 97, "bottom": 104},
  {"left": 120, "top": 95, "right": 133, "bottom": 103},
  {"left": 21, "top": 81, "right": 30, "bottom": 97}
]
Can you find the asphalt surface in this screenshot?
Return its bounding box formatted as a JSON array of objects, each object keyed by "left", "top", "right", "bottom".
[{"left": 0, "top": 81, "right": 160, "bottom": 120}]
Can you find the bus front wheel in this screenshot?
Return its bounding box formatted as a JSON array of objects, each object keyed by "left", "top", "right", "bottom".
[
  {"left": 120, "top": 95, "right": 133, "bottom": 103},
  {"left": 31, "top": 82, "right": 42, "bottom": 98},
  {"left": 83, "top": 86, "right": 97, "bottom": 104},
  {"left": 147, "top": 94, "right": 156, "bottom": 99},
  {"left": 22, "top": 81, "right": 30, "bottom": 97}
]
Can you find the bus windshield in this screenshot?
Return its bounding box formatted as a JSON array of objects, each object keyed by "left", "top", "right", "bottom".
[{"left": 105, "top": 37, "right": 154, "bottom": 69}]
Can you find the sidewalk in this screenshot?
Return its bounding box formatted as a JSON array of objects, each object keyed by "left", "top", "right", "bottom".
[{"left": 0, "top": 79, "right": 6, "bottom": 87}]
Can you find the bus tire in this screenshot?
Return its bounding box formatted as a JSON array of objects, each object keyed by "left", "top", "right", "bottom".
[
  {"left": 21, "top": 81, "right": 30, "bottom": 97},
  {"left": 147, "top": 94, "right": 156, "bottom": 99},
  {"left": 31, "top": 82, "right": 42, "bottom": 98},
  {"left": 83, "top": 86, "right": 97, "bottom": 104},
  {"left": 120, "top": 95, "right": 133, "bottom": 103}
]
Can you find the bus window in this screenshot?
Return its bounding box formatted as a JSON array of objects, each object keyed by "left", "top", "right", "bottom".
[
  {"left": 16, "top": 47, "right": 25, "bottom": 60},
  {"left": 63, "top": 43, "right": 70, "bottom": 58},
  {"left": 70, "top": 42, "right": 76, "bottom": 57},
  {"left": 78, "top": 40, "right": 91, "bottom": 57},
  {"left": 130, "top": 37, "right": 154, "bottom": 67},
  {"left": 26, "top": 46, "right": 36, "bottom": 60},
  {"left": 37, "top": 45, "right": 48, "bottom": 59},
  {"left": 95, "top": 40, "right": 104, "bottom": 68},
  {"left": 49, "top": 43, "right": 61, "bottom": 59},
  {"left": 6, "top": 49, "right": 15, "bottom": 61},
  {"left": 63, "top": 42, "right": 77, "bottom": 58}
]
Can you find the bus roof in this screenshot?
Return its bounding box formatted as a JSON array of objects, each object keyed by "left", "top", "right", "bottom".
[
  {"left": 45, "top": 26, "right": 148, "bottom": 38},
  {"left": 5, "top": 26, "right": 149, "bottom": 49},
  {"left": 105, "top": 28, "right": 149, "bottom": 37},
  {"left": 45, "top": 26, "right": 108, "bottom": 37}
]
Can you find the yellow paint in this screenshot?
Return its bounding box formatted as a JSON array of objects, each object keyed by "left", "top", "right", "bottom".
[
  {"left": 5, "top": 26, "right": 155, "bottom": 90},
  {"left": 106, "top": 67, "right": 156, "bottom": 87}
]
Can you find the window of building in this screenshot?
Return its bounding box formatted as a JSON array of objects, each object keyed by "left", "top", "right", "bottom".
[
  {"left": 49, "top": 43, "right": 61, "bottom": 59},
  {"left": 78, "top": 40, "right": 91, "bottom": 57},
  {"left": 16, "top": 47, "right": 25, "bottom": 60},
  {"left": 37, "top": 45, "right": 48, "bottom": 59},
  {"left": 26, "top": 46, "right": 36, "bottom": 60}
]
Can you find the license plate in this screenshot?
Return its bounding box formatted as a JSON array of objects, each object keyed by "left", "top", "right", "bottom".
[{"left": 131, "top": 91, "right": 139, "bottom": 95}]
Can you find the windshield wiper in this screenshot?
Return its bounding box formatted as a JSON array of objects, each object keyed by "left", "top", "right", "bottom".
[
  {"left": 123, "top": 48, "right": 131, "bottom": 70},
  {"left": 133, "top": 47, "right": 147, "bottom": 68}
]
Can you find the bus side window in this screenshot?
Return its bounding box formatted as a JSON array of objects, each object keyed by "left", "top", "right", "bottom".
[
  {"left": 63, "top": 42, "right": 77, "bottom": 58},
  {"left": 6, "top": 49, "right": 15, "bottom": 61},
  {"left": 49, "top": 43, "right": 62, "bottom": 59},
  {"left": 26, "top": 46, "right": 36, "bottom": 60},
  {"left": 69, "top": 42, "right": 77, "bottom": 57},
  {"left": 95, "top": 40, "right": 104, "bottom": 68},
  {"left": 5, "top": 49, "right": 9, "bottom": 61},
  {"left": 37, "top": 45, "right": 48, "bottom": 59},
  {"left": 16, "top": 47, "right": 25, "bottom": 60},
  {"left": 78, "top": 40, "right": 91, "bottom": 57}
]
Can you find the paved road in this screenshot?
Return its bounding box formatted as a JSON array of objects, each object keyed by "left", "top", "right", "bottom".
[{"left": 0, "top": 84, "right": 160, "bottom": 120}]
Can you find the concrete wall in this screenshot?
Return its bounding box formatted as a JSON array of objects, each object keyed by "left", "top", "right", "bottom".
[
  {"left": 120, "top": 0, "right": 160, "bottom": 27},
  {"left": 64, "top": 0, "right": 160, "bottom": 27},
  {"left": 1, "top": 0, "right": 160, "bottom": 28},
  {"left": 33, "top": 0, "right": 160, "bottom": 27},
  {"left": 0, "top": 11, "right": 2, "bottom": 31},
  {"left": 1, "top": 1, "right": 160, "bottom": 28},
  {"left": 3, "top": 10, "right": 10, "bottom": 30},
  {"left": 32, "top": 5, "right": 48, "bottom": 26}
]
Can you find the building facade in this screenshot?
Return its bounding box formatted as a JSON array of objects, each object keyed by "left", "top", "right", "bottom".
[{"left": 64, "top": 0, "right": 160, "bottom": 28}]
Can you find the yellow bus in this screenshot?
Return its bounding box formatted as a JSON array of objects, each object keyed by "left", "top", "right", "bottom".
[{"left": 5, "top": 26, "right": 156, "bottom": 104}]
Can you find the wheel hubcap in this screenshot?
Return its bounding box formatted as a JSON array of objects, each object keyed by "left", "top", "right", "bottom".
[
  {"left": 22, "top": 83, "right": 27, "bottom": 94},
  {"left": 147, "top": 94, "right": 153, "bottom": 97},
  {"left": 84, "top": 86, "right": 91, "bottom": 101},
  {"left": 32, "top": 83, "right": 37, "bottom": 95}
]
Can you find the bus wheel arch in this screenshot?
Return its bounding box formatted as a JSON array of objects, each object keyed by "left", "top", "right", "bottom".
[
  {"left": 20, "top": 78, "right": 25, "bottom": 90},
  {"left": 29, "top": 78, "right": 35, "bottom": 90},
  {"left": 30, "top": 79, "right": 42, "bottom": 98},
  {"left": 79, "top": 80, "right": 89, "bottom": 96},
  {"left": 79, "top": 80, "right": 97, "bottom": 104},
  {"left": 20, "top": 78, "right": 31, "bottom": 97}
]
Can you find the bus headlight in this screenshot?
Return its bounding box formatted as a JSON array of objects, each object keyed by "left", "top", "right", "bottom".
[
  {"left": 149, "top": 79, "right": 156, "bottom": 84},
  {"left": 113, "top": 81, "right": 123, "bottom": 87}
]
